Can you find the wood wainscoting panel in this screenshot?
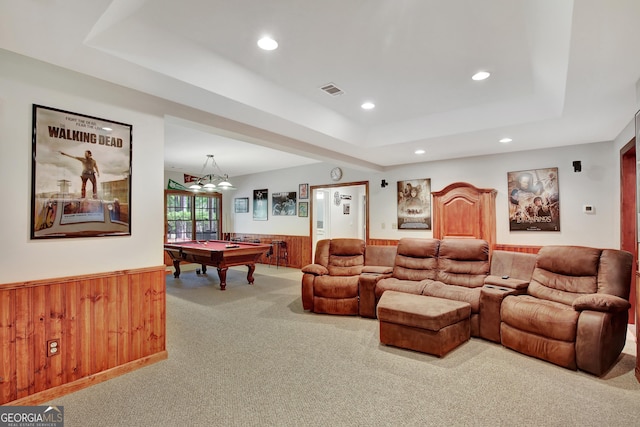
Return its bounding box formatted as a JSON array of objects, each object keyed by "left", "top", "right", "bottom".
[
  {"left": 493, "top": 244, "right": 541, "bottom": 254},
  {"left": 0, "top": 266, "right": 166, "bottom": 405},
  {"left": 368, "top": 239, "right": 399, "bottom": 246},
  {"left": 227, "top": 234, "right": 311, "bottom": 269}
]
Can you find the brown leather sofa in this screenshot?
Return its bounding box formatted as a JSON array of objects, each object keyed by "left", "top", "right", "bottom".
[
  {"left": 500, "top": 245, "right": 633, "bottom": 376},
  {"left": 301, "top": 238, "right": 633, "bottom": 376}
]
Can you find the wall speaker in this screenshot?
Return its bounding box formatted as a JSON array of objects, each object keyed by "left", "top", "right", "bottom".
[
  {"left": 573, "top": 160, "right": 582, "bottom": 172},
  {"left": 381, "top": 179, "right": 388, "bottom": 188}
]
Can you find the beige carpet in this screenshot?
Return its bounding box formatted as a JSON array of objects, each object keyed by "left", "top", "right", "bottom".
[{"left": 47, "top": 265, "right": 640, "bottom": 426}]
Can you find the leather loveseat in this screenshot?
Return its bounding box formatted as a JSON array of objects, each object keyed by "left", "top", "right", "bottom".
[{"left": 361, "top": 238, "right": 490, "bottom": 337}]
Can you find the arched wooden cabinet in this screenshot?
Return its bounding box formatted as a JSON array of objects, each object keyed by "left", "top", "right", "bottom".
[{"left": 432, "top": 182, "right": 497, "bottom": 249}]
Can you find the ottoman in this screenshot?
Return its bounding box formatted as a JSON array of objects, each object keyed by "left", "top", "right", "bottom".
[{"left": 377, "top": 291, "right": 471, "bottom": 357}]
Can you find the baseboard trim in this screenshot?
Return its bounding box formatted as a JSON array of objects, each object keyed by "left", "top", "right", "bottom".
[{"left": 4, "top": 351, "right": 168, "bottom": 406}]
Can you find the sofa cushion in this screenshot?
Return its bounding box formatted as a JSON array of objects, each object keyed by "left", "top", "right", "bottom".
[
  {"left": 484, "top": 275, "right": 529, "bottom": 290},
  {"left": 314, "top": 275, "right": 359, "bottom": 299},
  {"left": 362, "top": 265, "right": 393, "bottom": 274},
  {"left": 501, "top": 295, "right": 579, "bottom": 342},
  {"left": 536, "top": 245, "right": 602, "bottom": 277},
  {"left": 364, "top": 245, "right": 397, "bottom": 267},
  {"left": 327, "top": 256, "right": 364, "bottom": 276},
  {"left": 526, "top": 246, "right": 605, "bottom": 305},
  {"left": 489, "top": 250, "right": 537, "bottom": 282},
  {"left": 326, "top": 238, "right": 365, "bottom": 276},
  {"left": 392, "top": 238, "right": 439, "bottom": 281},
  {"left": 375, "top": 278, "right": 429, "bottom": 299},
  {"left": 436, "top": 239, "right": 489, "bottom": 288},
  {"left": 422, "top": 281, "right": 482, "bottom": 313}
]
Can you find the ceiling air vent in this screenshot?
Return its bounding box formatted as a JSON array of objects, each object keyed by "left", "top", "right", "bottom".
[{"left": 320, "top": 83, "right": 344, "bottom": 96}]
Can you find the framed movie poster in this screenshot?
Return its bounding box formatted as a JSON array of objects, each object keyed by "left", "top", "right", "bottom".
[
  {"left": 31, "top": 104, "right": 132, "bottom": 239},
  {"left": 508, "top": 167, "right": 560, "bottom": 231},
  {"left": 253, "top": 189, "right": 268, "bottom": 221},
  {"left": 397, "top": 178, "right": 431, "bottom": 229},
  {"left": 272, "top": 191, "right": 297, "bottom": 216}
]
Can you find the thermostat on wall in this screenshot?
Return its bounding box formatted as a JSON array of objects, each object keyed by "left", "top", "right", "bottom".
[{"left": 583, "top": 205, "right": 595, "bottom": 214}]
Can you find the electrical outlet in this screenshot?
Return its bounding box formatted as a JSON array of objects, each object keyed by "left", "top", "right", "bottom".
[{"left": 47, "top": 339, "right": 60, "bottom": 357}]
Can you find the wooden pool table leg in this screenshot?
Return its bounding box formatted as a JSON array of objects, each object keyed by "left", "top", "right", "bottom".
[
  {"left": 172, "top": 260, "right": 181, "bottom": 278},
  {"left": 246, "top": 264, "right": 256, "bottom": 285},
  {"left": 217, "top": 267, "right": 228, "bottom": 290}
]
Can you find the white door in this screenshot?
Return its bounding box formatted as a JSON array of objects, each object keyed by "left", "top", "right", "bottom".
[{"left": 311, "top": 184, "right": 367, "bottom": 260}]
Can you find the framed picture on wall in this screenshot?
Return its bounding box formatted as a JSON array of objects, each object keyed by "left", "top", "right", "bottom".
[
  {"left": 30, "top": 104, "right": 132, "bottom": 239},
  {"left": 253, "top": 189, "right": 268, "bottom": 220},
  {"left": 397, "top": 178, "right": 431, "bottom": 229},
  {"left": 234, "top": 197, "right": 249, "bottom": 213},
  {"left": 272, "top": 192, "right": 297, "bottom": 216},
  {"left": 298, "top": 201, "right": 308, "bottom": 217},
  {"left": 299, "top": 183, "right": 309, "bottom": 199},
  {"left": 508, "top": 167, "right": 560, "bottom": 231}
]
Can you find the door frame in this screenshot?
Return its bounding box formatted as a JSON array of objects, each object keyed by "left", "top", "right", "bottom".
[
  {"left": 620, "top": 138, "right": 636, "bottom": 325},
  {"left": 308, "top": 181, "right": 369, "bottom": 262}
]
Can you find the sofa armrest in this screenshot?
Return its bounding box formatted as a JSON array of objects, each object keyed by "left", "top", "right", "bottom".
[
  {"left": 301, "top": 264, "right": 329, "bottom": 276},
  {"left": 572, "top": 293, "right": 631, "bottom": 313},
  {"left": 358, "top": 273, "right": 392, "bottom": 318},
  {"left": 362, "top": 265, "right": 393, "bottom": 274},
  {"left": 484, "top": 275, "right": 529, "bottom": 291}
]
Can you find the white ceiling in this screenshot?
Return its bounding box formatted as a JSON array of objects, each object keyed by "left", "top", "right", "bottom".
[{"left": 2, "top": 0, "right": 640, "bottom": 178}]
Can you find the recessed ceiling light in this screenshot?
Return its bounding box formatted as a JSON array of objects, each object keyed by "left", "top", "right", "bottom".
[
  {"left": 257, "top": 36, "right": 278, "bottom": 51},
  {"left": 415, "top": 149, "right": 426, "bottom": 155},
  {"left": 499, "top": 137, "right": 513, "bottom": 143},
  {"left": 472, "top": 71, "right": 491, "bottom": 81},
  {"left": 361, "top": 102, "right": 375, "bottom": 110}
]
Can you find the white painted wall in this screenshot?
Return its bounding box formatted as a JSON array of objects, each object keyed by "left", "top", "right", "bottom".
[
  {"left": 0, "top": 51, "right": 165, "bottom": 283},
  {"left": 1, "top": 48, "right": 632, "bottom": 288},
  {"left": 167, "top": 139, "right": 623, "bottom": 249}
]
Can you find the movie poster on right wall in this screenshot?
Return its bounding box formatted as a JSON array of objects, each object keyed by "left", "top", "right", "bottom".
[{"left": 508, "top": 167, "right": 560, "bottom": 231}]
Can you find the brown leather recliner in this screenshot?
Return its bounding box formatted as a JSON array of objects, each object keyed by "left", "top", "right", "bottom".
[
  {"left": 301, "top": 238, "right": 366, "bottom": 315},
  {"left": 500, "top": 245, "right": 633, "bottom": 376},
  {"left": 421, "top": 238, "right": 490, "bottom": 337},
  {"left": 374, "top": 238, "right": 440, "bottom": 299}
]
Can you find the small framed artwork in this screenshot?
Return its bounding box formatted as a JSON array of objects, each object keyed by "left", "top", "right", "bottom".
[
  {"left": 234, "top": 197, "right": 249, "bottom": 213},
  {"left": 31, "top": 104, "right": 132, "bottom": 239},
  {"left": 272, "top": 192, "right": 297, "bottom": 216},
  {"left": 253, "top": 189, "right": 268, "bottom": 221},
  {"left": 299, "top": 183, "right": 309, "bottom": 199},
  {"left": 298, "top": 201, "right": 308, "bottom": 217}
]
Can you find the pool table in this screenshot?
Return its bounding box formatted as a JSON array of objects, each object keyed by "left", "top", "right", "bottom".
[{"left": 164, "top": 240, "right": 272, "bottom": 290}]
